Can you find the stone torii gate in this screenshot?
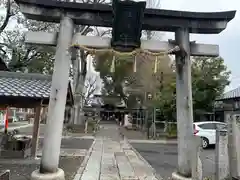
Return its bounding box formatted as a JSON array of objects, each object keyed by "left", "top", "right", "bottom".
[{"left": 14, "top": 0, "right": 235, "bottom": 179}]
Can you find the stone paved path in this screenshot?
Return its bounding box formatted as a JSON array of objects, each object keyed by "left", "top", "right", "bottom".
[{"left": 75, "top": 124, "right": 161, "bottom": 180}]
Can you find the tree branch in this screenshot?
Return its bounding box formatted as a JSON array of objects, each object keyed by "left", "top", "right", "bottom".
[
  {"left": 83, "top": 77, "right": 98, "bottom": 104},
  {"left": 0, "top": 0, "right": 12, "bottom": 34}
]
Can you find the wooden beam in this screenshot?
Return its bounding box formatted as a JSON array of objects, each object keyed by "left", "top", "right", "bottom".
[
  {"left": 0, "top": 96, "right": 42, "bottom": 108},
  {"left": 25, "top": 32, "right": 219, "bottom": 57},
  {"left": 25, "top": 31, "right": 58, "bottom": 46},
  {"left": 31, "top": 106, "right": 41, "bottom": 158}
]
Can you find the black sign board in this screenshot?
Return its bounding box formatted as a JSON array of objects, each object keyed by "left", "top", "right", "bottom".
[{"left": 111, "top": 0, "right": 146, "bottom": 52}]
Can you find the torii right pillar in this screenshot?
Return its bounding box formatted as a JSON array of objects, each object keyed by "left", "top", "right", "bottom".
[
  {"left": 172, "top": 25, "right": 235, "bottom": 180},
  {"left": 172, "top": 28, "right": 194, "bottom": 179}
]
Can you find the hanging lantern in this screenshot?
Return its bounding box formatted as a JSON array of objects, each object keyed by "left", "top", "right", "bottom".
[{"left": 111, "top": 0, "right": 146, "bottom": 52}]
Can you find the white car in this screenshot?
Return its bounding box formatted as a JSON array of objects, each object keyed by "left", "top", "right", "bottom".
[{"left": 193, "top": 121, "right": 227, "bottom": 149}]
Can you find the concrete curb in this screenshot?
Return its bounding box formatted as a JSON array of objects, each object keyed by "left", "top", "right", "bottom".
[
  {"left": 36, "top": 148, "right": 87, "bottom": 158},
  {"left": 124, "top": 137, "right": 163, "bottom": 180},
  {"left": 17, "top": 135, "right": 95, "bottom": 140},
  {"left": 128, "top": 139, "right": 178, "bottom": 145},
  {"left": 0, "top": 124, "right": 33, "bottom": 132},
  {"left": 73, "top": 139, "right": 96, "bottom": 180}
]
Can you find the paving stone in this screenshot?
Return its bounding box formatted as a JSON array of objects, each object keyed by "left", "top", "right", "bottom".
[
  {"left": 124, "top": 150, "right": 154, "bottom": 179},
  {"left": 81, "top": 141, "right": 103, "bottom": 180},
  {"left": 77, "top": 166, "right": 85, "bottom": 174},
  {"left": 100, "top": 175, "right": 120, "bottom": 180},
  {"left": 79, "top": 124, "right": 159, "bottom": 180},
  {"left": 115, "top": 152, "right": 137, "bottom": 180},
  {"left": 73, "top": 173, "right": 82, "bottom": 180},
  {"left": 120, "top": 140, "right": 132, "bottom": 150},
  {"left": 100, "top": 153, "right": 120, "bottom": 180}
]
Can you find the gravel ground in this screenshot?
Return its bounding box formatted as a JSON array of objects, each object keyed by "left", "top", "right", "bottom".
[
  {"left": 0, "top": 156, "right": 83, "bottom": 180},
  {"left": 0, "top": 137, "right": 93, "bottom": 180},
  {"left": 38, "top": 138, "right": 94, "bottom": 149},
  {"left": 17, "top": 124, "right": 94, "bottom": 137}
]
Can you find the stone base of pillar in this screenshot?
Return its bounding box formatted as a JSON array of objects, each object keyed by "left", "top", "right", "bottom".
[
  {"left": 31, "top": 168, "right": 65, "bottom": 180},
  {"left": 172, "top": 172, "right": 192, "bottom": 180}
]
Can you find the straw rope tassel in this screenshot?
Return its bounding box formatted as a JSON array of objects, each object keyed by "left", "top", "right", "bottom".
[
  {"left": 133, "top": 55, "right": 137, "bottom": 72},
  {"left": 110, "top": 55, "right": 115, "bottom": 73},
  {"left": 154, "top": 56, "right": 158, "bottom": 73},
  {"left": 70, "top": 44, "right": 179, "bottom": 57}
]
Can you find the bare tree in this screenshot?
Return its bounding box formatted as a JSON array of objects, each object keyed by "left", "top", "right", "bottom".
[
  {"left": 71, "top": 0, "right": 111, "bottom": 125},
  {"left": 82, "top": 75, "right": 100, "bottom": 105}
]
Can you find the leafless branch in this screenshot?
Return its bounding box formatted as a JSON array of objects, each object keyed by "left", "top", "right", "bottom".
[
  {"left": 94, "top": 27, "right": 111, "bottom": 37},
  {"left": 0, "top": 48, "right": 7, "bottom": 55},
  {"left": 0, "top": 0, "right": 13, "bottom": 34},
  {"left": 83, "top": 76, "right": 99, "bottom": 104}
]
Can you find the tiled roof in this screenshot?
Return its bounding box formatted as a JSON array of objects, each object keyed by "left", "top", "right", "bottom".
[
  {"left": 216, "top": 86, "right": 240, "bottom": 101},
  {"left": 0, "top": 71, "right": 51, "bottom": 98}
]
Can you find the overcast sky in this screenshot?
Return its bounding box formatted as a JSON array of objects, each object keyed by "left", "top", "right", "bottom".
[
  {"left": 0, "top": 0, "right": 239, "bottom": 92},
  {"left": 160, "top": 0, "right": 239, "bottom": 91}
]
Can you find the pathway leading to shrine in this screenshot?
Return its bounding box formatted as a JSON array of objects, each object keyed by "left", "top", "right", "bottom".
[{"left": 75, "top": 123, "right": 160, "bottom": 180}]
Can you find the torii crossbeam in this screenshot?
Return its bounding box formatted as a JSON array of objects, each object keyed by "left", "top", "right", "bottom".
[
  {"left": 25, "top": 31, "right": 219, "bottom": 57},
  {"left": 14, "top": 0, "right": 236, "bottom": 180}
]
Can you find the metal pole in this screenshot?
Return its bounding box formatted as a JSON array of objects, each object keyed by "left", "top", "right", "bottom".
[
  {"left": 137, "top": 109, "right": 139, "bottom": 129},
  {"left": 39, "top": 16, "right": 74, "bottom": 173},
  {"left": 153, "top": 107, "right": 156, "bottom": 139},
  {"left": 173, "top": 28, "right": 193, "bottom": 178},
  {"left": 146, "top": 110, "right": 149, "bottom": 139}
]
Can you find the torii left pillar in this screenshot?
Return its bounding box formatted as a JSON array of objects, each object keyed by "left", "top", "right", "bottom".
[{"left": 31, "top": 16, "right": 73, "bottom": 180}]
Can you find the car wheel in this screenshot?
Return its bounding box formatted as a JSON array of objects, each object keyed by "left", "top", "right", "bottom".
[{"left": 202, "top": 137, "right": 209, "bottom": 149}]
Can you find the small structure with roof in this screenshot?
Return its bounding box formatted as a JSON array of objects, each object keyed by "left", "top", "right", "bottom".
[
  {"left": 0, "top": 70, "right": 74, "bottom": 158},
  {"left": 0, "top": 71, "right": 73, "bottom": 108},
  {"left": 215, "top": 87, "right": 240, "bottom": 122}
]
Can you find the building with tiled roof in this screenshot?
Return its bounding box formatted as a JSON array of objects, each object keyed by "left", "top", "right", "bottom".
[
  {"left": 0, "top": 71, "right": 73, "bottom": 108},
  {"left": 0, "top": 57, "right": 9, "bottom": 71},
  {"left": 215, "top": 87, "right": 240, "bottom": 122},
  {"left": 216, "top": 87, "right": 240, "bottom": 101}
]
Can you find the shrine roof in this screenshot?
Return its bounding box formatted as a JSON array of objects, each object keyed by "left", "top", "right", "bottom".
[
  {"left": 216, "top": 87, "right": 240, "bottom": 101},
  {"left": 15, "top": 0, "right": 236, "bottom": 34},
  {"left": 0, "top": 71, "right": 51, "bottom": 98},
  {"left": 0, "top": 71, "right": 73, "bottom": 107}
]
